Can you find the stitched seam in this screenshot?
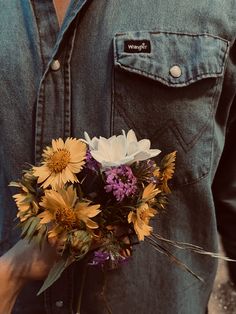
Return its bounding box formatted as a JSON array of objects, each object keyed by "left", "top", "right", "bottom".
[
  {"left": 115, "top": 30, "right": 230, "bottom": 44},
  {"left": 116, "top": 62, "right": 223, "bottom": 86},
  {"left": 179, "top": 81, "right": 220, "bottom": 187},
  {"left": 30, "top": 0, "right": 46, "bottom": 70}
]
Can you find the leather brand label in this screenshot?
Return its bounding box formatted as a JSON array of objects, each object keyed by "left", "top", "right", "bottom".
[{"left": 124, "top": 40, "right": 151, "bottom": 53}]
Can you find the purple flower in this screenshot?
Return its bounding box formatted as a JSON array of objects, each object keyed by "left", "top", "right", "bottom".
[
  {"left": 85, "top": 150, "right": 100, "bottom": 171},
  {"left": 145, "top": 160, "right": 159, "bottom": 184},
  {"left": 104, "top": 165, "right": 137, "bottom": 202},
  {"left": 88, "top": 250, "right": 130, "bottom": 267},
  {"left": 88, "top": 250, "right": 110, "bottom": 266}
]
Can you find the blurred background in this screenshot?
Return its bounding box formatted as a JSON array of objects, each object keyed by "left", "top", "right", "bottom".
[{"left": 208, "top": 239, "right": 236, "bottom": 314}]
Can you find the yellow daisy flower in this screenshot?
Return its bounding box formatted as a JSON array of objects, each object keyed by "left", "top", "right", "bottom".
[
  {"left": 10, "top": 175, "right": 39, "bottom": 222},
  {"left": 128, "top": 183, "right": 159, "bottom": 241},
  {"left": 128, "top": 203, "right": 157, "bottom": 241},
  {"left": 160, "top": 151, "right": 177, "bottom": 193},
  {"left": 33, "top": 138, "right": 86, "bottom": 189},
  {"left": 13, "top": 190, "right": 39, "bottom": 222},
  {"left": 39, "top": 185, "right": 101, "bottom": 239},
  {"left": 142, "top": 183, "right": 161, "bottom": 201}
]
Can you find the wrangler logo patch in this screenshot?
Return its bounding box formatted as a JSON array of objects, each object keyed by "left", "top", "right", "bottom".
[{"left": 124, "top": 40, "right": 151, "bottom": 53}]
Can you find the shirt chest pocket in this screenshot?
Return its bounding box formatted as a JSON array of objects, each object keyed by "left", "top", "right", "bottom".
[{"left": 112, "top": 31, "right": 229, "bottom": 186}]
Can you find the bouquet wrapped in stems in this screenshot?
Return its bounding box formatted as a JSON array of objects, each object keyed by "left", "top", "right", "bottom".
[{"left": 10, "top": 129, "right": 234, "bottom": 311}]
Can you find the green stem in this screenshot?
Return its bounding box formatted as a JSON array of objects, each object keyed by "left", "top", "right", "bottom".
[
  {"left": 101, "top": 268, "right": 112, "bottom": 314},
  {"left": 76, "top": 264, "right": 88, "bottom": 314}
]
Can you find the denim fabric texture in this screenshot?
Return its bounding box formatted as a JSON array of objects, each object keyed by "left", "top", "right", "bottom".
[{"left": 0, "top": 0, "right": 236, "bottom": 313}]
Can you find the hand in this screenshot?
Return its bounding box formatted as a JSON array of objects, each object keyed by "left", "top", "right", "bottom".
[{"left": 0, "top": 238, "right": 58, "bottom": 313}]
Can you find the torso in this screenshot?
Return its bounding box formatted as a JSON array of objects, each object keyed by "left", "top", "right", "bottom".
[{"left": 53, "top": 0, "right": 71, "bottom": 26}]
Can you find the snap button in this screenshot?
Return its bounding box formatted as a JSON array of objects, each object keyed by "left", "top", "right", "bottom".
[
  {"left": 169, "top": 65, "right": 182, "bottom": 78},
  {"left": 51, "top": 59, "right": 61, "bottom": 71},
  {"left": 55, "top": 300, "right": 64, "bottom": 308}
]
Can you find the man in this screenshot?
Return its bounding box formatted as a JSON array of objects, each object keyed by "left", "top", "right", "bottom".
[{"left": 0, "top": 0, "right": 236, "bottom": 313}]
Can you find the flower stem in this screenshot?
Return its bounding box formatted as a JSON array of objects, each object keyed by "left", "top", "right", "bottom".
[
  {"left": 76, "top": 263, "right": 88, "bottom": 314},
  {"left": 101, "top": 268, "right": 112, "bottom": 314}
]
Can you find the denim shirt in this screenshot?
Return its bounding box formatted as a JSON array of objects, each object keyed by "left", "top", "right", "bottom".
[{"left": 1, "top": 1, "right": 236, "bottom": 313}]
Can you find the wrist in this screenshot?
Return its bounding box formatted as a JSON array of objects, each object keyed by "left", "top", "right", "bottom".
[
  {"left": 0, "top": 241, "right": 28, "bottom": 286},
  {"left": 0, "top": 238, "right": 58, "bottom": 313},
  {"left": 0, "top": 249, "right": 26, "bottom": 314},
  {"left": 3, "top": 239, "right": 58, "bottom": 282}
]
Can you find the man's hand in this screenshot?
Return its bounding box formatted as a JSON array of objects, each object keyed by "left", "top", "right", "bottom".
[{"left": 0, "top": 238, "right": 58, "bottom": 313}]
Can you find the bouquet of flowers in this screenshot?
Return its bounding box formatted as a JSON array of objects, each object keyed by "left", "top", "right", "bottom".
[
  {"left": 11, "top": 130, "right": 178, "bottom": 285},
  {"left": 11, "top": 129, "right": 232, "bottom": 310}
]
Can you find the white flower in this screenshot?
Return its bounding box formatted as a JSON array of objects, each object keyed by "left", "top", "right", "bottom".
[
  {"left": 124, "top": 130, "right": 161, "bottom": 163},
  {"left": 83, "top": 130, "right": 161, "bottom": 169},
  {"left": 83, "top": 132, "right": 99, "bottom": 150}
]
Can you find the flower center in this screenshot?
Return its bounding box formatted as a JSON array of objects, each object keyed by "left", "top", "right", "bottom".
[
  {"left": 47, "top": 149, "right": 70, "bottom": 173},
  {"left": 55, "top": 207, "right": 76, "bottom": 229}
]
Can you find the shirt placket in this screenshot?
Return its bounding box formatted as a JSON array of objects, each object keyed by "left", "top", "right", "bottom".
[
  {"left": 33, "top": 0, "right": 88, "bottom": 164},
  {"left": 32, "top": 0, "right": 61, "bottom": 163},
  {"left": 32, "top": 0, "right": 90, "bottom": 313}
]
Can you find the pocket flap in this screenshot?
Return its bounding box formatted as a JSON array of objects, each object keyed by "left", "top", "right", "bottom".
[{"left": 114, "top": 31, "right": 229, "bottom": 87}]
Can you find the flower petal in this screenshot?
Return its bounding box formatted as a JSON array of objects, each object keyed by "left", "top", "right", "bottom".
[
  {"left": 126, "top": 129, "right": 137, "bottom": 143},
  {"left": 33, "top": 165, "right": 51, "bottom": 183}
]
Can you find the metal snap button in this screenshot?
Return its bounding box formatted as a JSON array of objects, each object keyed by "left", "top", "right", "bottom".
[
  {"left": 169, "top": 65, "right": 182, "bottom": 78},
  {"left": 55, "top": 300, "right": 64, "bottom": 308},
  {"left": 51, "top": 59, "right": 61, "bottom": 71}
]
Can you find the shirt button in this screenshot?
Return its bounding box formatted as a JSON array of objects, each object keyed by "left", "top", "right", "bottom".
[
  {"left": 55, "top": 300, "right": 64, "bottom": 308},
  {"left": 51, "top": 59, "right": 61, "bottom": 71},
  {"left": 169, "top": 65, "right": 182, "bottom": 78}
]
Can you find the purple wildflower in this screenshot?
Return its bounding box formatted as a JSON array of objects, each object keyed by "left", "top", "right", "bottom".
[
  {"left": 88, "top": 250, "right": 130, "bottom": 267},
  {"left": 88, "top": 250, "right": 110, "bottom": 266},
  {"left": 85, "top": 150, "right": 100, "bottom": 171},
  {"left": 104, "top": 165, "right": 137, "bottom": 202},
  {"left": 146, "top": 160, "right": 159, "bottom": 184}
]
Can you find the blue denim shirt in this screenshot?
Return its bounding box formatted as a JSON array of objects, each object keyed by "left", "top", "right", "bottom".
[{"left": 1, "top": 0, "right": 236, "bottom": 313}]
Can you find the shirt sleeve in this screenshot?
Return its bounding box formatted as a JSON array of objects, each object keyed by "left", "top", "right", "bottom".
[{"left": 213, "top": 95, "right": 236, "bottom": 283}]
